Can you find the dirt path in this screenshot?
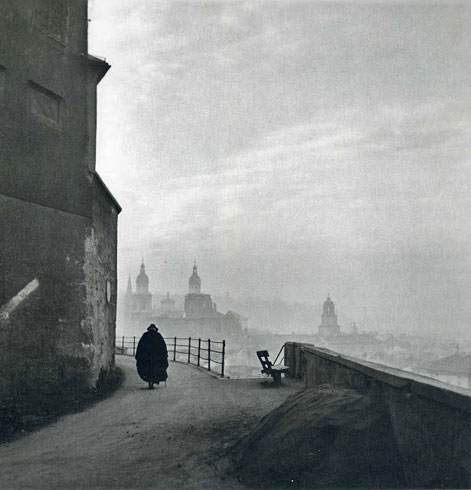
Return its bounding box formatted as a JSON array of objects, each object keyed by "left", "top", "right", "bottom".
[{"left": 0, "top": 355, "right": 301, "bottom": 489}]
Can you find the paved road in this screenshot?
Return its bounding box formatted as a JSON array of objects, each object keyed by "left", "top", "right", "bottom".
[{"left": 0, "top": 356, "right": 300, "bottom": 489}]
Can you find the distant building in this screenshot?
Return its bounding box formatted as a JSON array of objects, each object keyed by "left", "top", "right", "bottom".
[
  {"left": 416, "top": 354, "right": 471, "bottom": 389},
  {"left": 226, "top": 310, "right": 249, "bottom": 330},
  {"left": 126, "top": 261, "right": 153, "bottom": 312},
  {"left": 318, "top": 294, "right": 341, "bottom": 336},
  {"left": 184, "top": 262, "right": 220, "bottom": 318},
  {"left": 188, "top": 261, "right": 201, "bottom": 294},
  {"left": 311, "top": 295, "right": 387, "bottom": 361},
  {"left": 155, "top": 292, "right": 182, "bottom": 319},
  {"left": 123, "top": 260, "right": 177, "bottom": 328},
  {"left": 122, "top": 261, "right": 246, "bottom": 340},
  {"left": 0, "top": 1, "right": 120, "bottom": 396}
]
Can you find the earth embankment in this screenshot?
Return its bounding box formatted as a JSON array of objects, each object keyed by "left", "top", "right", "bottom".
[{"left": 230, "top": 385, "right": 406, "bottom": 488}]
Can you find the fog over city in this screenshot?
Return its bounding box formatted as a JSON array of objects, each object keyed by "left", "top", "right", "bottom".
[{"left": 89, "top": 1, "right": 471, "bottom": 338}]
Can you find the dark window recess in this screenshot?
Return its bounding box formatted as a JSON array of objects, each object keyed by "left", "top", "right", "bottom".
[
  {"left": 106, "top": 280, "right": 112, "bottom": 304},
  {"left": 28, "top": 81, "right": 62, "bottom": 130},
  {"left": 32, "top": 3, "right": 68, "bottom": 45},
  {"left": 0, "top": 67, "right": 5, "bottom": 106}
]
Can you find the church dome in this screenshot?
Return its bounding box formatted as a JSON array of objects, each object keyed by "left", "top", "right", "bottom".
[
  {"left": 189, "top": 261, "right": 201, "bottom": 294},
  {"left": 136, "top": 260, "right": 149, "bottom": 292}
]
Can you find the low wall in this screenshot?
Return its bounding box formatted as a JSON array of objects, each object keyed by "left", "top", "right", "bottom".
[{"left": 285, "top": 342, "right": 471, "bottom": 488}]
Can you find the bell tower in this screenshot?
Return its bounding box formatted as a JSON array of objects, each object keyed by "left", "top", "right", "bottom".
[
  {"left": 318, "top": 294, "right": 341, "bottom": 336},
  {"left": 134, "top": 259, "right": 152, "bottom": 311},
  {"left": 188, "top": 261, "right": 201, "bottom": 294}
]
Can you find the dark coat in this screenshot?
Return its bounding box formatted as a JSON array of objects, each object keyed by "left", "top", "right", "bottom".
[{"left": 135, "top": 330, "right": 168, "bottom": 383}]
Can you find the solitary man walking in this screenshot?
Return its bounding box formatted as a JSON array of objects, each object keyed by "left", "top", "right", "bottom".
[{"left": 135, "top": 324, "right": 168, "bottom": 389}]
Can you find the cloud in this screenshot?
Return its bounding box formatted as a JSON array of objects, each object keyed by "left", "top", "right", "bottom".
[{"left": 89, "top": 1, "right": 471, "bottom": 336}]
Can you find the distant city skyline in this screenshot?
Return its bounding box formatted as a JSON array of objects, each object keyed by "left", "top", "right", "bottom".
[{"left": 89, "top": 1, "right": 471, "bottom": 339}]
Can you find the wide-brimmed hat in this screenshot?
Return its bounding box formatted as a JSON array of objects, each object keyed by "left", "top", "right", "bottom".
[{"left": 147, "top": 324, "right": 158, "bottom": 332}]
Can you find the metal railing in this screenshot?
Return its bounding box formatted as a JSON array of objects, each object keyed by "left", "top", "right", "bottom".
[
  {"left": 116, "top": 335, "right": 226, "bottom": 378},
  {"left": 273, "top": 344, "right": 285, "bottom": 365}
]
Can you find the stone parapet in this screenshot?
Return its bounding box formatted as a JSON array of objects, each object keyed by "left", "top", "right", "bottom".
[{"left": 284, "top": 342, "right": 471, "bottom": 488}]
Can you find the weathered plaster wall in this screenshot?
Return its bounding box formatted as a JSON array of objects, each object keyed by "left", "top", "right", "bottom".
[
  {"left": 0, "top": 186, "right": 118, "bottom": 396},
  {"left": 285, "top": 342, "right": 471, "bottom": 488},
  {"left": 0, "top": 1, "right": 119, "bottom": 398},
  {"left": 82, "top": 176, "right": 119, "bottom": 385},
  {"left": 0, "top": 195, "right": 91, "bottom": 395}
]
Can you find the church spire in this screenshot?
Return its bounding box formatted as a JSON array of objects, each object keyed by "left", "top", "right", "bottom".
[
  {"left": 189, "top": 260, "right": 201, "bottom": 294},
  {"left": 126, "top": 273, "right": 132, "bottom": 295}
]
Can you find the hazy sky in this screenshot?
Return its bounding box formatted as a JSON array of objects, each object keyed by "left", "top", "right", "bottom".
[{"left": 89, "top": 1, "right": 471, "bottom": 337}]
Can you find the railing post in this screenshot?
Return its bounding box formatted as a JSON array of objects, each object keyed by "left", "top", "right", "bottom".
[
  {"left": 197, "top": 338, "right": 201, "bottom": 367},
  {"left": 188, "top": 337, "right": 192, "bottom": 363},
  {"left": 173, "top": 336, "right": 177, "bottom": 361},
  {"left": 208, "top": 338, "right": 211, "bottom": 371},
  {"left": 132, "top": 336, "right": 136, "bottom": 356},
  {"left": 121, "top": 336, "right": 124, "bottom": 353},
  {"left": 221, "top": 339, "right": 225, "bottom": 378}
]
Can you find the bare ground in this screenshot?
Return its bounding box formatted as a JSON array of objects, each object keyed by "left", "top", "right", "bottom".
[
  {"left": 0, "top": 355, "right": 301, "bottom": 490},
  {"left": 230, "top": 385, "right": 406, "bottom": 489},
  {"left": 0, "top": 368, "right": 124, "bottom": 443}
]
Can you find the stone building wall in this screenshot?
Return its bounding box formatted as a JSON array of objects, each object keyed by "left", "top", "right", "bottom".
[
  {"left": 0, "top": 194, "right": 91, "bottom": 394},
  {"left": 0, "top": 1, "right": 120, "bottom": 396},
  {"left": 80, "top": 174, "right": 119, "bottom": 387}
]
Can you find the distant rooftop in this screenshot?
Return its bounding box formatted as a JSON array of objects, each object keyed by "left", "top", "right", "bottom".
[{"left": 419, "top": 354, "right": 471, "bottom": 375}]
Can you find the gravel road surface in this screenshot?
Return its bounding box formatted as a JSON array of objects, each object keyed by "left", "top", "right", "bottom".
[{"left": 0, "top": 355, "right": 300, "bottom": 490}]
